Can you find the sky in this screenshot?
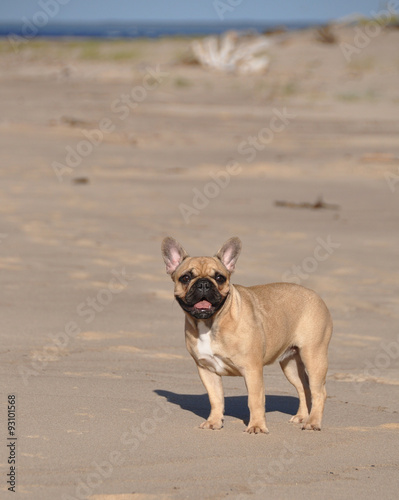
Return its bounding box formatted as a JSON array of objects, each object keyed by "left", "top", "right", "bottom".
[{"left": 0, "top": 0, "right": 389, "bottom": 23}]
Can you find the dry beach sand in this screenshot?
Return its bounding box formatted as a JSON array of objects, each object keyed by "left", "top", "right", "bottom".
[{"left": 0, "top": 25, "right": 399, "bottom": 499}]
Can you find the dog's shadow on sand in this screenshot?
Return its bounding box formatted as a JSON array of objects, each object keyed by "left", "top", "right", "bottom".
[{"left": 154, "top": 389, "right": 298, "bottom": 425}]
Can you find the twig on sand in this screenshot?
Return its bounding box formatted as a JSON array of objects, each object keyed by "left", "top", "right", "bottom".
[{"left": 274, "top": 196, "right": 340, "bottom": 211}]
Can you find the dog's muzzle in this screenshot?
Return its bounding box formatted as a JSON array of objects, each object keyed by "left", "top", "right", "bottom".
[{"left": 176, "top": 278, "right": 227, "bottom": 319}]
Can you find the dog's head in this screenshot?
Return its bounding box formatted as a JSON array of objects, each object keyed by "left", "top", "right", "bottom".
[{"left": 161, "top": 237, "right": 241, "bottom": 320}]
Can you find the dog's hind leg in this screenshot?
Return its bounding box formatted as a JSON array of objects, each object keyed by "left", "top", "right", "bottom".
[
  {"left": 280, "top": 349, "right": 311, "bottom": 424},
  {"left": 298, "top": 345, "right": 329, "bottom": 430}
]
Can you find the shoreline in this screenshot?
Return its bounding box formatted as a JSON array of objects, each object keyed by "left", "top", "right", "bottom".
[{"left": 0, "top": 20, "right": 327, "bottom": 39}]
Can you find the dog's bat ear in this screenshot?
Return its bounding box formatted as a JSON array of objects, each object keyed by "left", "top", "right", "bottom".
[
  {"left": 161, "top": 237, "right": 189, "bottom": 275},
  {"left": 215, "top": 237, "right": 242, "bottom": 273}
]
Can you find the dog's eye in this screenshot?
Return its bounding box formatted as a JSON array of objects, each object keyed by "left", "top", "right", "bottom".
[
  {"left": 179, "top": 274, "right": 191, "bottom": 284},
  {"left": 215, "top": 273, "right": 226, "bottom": 284}
]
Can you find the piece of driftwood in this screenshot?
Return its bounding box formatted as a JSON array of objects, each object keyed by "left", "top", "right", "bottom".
[
  {"left": 315, "top": 25, "right": 337, "bottom": 44},
  {"left": 60, "top": 116, "right": 92, "bottom": 128},
  {"left": 72, "top": 177, "right": 90, "bottom": 185},
  {"left": 191, "top": 31, "right": 271, "bottom": 75},
  {"left": 274, "top": 197, "right": 340, "bottom": 211},
  {"left": 360, "top": 153, "right": 399, "bottom": 163}
]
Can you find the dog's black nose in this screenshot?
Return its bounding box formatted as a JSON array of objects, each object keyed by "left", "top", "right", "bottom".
[{"left": 196, "top": 278, "right": 211, "bottom": 293}]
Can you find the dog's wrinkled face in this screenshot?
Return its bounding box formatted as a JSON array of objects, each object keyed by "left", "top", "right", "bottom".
[
  {"left": 174, "top": 257, "right": 230, "bottom": 319},
  {"left": 162, "top": 237, "right": 241, "bottom": 320}
]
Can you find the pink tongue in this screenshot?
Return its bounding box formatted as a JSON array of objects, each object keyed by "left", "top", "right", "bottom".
[{"left": 194, "top": 300, "right": 212, "bottom": 310}]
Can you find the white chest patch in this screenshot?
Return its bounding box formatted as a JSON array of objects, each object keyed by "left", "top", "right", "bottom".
[{"left": 196, "top": 322, "right": 230, "bottom": 375}]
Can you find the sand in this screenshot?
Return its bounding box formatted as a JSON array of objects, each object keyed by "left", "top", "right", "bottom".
[{"left": 0, "top": 25, "right": 398, "bottom": 499}]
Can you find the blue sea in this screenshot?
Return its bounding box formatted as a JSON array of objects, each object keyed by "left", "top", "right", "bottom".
[{"left": 0, "top": 21, "right": 320, "bottom": 39}]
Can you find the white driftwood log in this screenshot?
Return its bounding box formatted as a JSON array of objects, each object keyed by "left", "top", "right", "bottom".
[{"left": 191, "top": 31, "right": 271, "bottom": 75}]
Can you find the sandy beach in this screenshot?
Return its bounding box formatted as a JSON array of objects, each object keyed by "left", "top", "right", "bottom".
[{"left": 0, "top": 24, "right": 399, "bottom": 499}]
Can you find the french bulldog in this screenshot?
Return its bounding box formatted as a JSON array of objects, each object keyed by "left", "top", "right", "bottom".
[{"left": 161, "top": 236, "right": 332, "bottom": 434}]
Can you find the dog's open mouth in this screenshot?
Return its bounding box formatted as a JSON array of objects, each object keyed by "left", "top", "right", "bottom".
[
  {"left": 193, "top": 300, "right": 213, "bottom": 310},
  {"left": 176, "top": 296, "right": 217, "bottom": 319},
  {"left": 176, "top": 295, "right": 228, "bottom": 319}
]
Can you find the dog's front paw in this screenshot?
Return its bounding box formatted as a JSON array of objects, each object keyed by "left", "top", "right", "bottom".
[
  {"left": 301, "top": 420, "right": 321, "bottom": 431},
  {"left": 200, "top": 419, "right": 223, "bottom": 430},
  {"left": 245, "top": 424, "right": 269, "bottom": 434},
  {"left": 289, "top": 414, "right": 308, "bottom": 424}
]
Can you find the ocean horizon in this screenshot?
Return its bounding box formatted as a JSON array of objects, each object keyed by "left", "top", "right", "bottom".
[{"left": 0, "top": 20, "right": 325, "bottom": 39}]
